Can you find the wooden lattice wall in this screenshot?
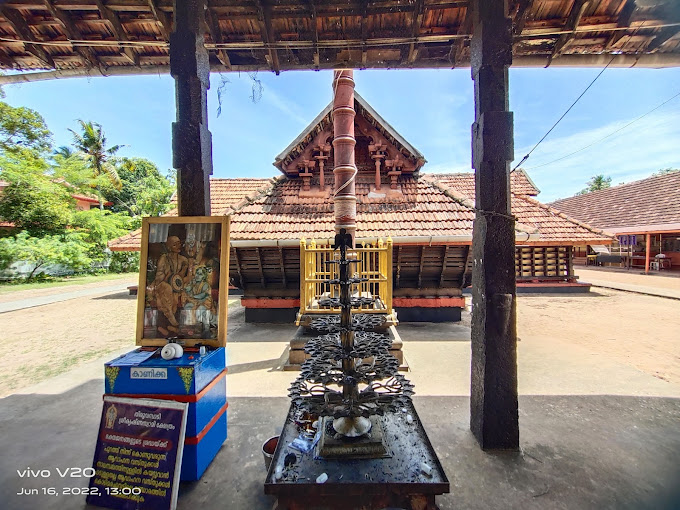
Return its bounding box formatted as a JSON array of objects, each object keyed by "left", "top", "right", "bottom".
[{"left": 515, "top": 246, "right": 575, "bottom": 281}]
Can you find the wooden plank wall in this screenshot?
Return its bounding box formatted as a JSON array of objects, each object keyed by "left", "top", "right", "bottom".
[
  {"left": 392, "top": 245, "right": 468, "bottom": 290},
  {"left": 229, "top": 244, "right": 576, "bottom": 296}
]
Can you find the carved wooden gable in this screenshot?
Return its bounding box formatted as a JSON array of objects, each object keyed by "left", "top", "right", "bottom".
[{"left": 274, "top": 92, "right": 425, "bottom": 194}]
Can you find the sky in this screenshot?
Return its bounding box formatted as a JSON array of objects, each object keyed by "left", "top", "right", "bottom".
[{"left": 2, "top": 66, "right": 679, "bottom": 203}]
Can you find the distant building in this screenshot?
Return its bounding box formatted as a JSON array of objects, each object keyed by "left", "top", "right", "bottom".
[{"left": 549, "top": 171, "right": 680, "bottom": 271}]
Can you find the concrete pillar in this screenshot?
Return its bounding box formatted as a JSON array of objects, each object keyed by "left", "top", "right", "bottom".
[
  {"left": 469, "top": 0, "right": 519, "bottom": 450},
  {"left": 170, "top": 0, "right": 212, "bottom": 216}
]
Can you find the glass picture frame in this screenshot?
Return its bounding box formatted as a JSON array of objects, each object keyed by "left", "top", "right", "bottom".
[{"left": 136, "top": 216, "right": 230, "bottom": 347}]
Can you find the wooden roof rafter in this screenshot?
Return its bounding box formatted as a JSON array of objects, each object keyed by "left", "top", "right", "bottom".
[
  {"left": 0, "top": 5, "right": 55, "bottom": 68},
  {"left": 93, "top": 0, "right": 139, "bottom": 66},
  {"left": 647, "top": 25, "right": 679, "bottom": 52},
  {"left": 407, "top": 0, "right": 426, "bottom": 64},
  {"left": 146, "top": 0, "right": 172, "bottom": 41},
  {"left": 360, "top": 0, "right": 369, "bottom": 66},
  {"left": 512, "top": 0, "right": 535, "bottom": 45},
  {"left": 205, "top": 4, "right": 231, "bottom": 70},
  {"left": 255, "top": 0, "right": 280, "bottom": 75},
  {"left": 548, "top": 0, "right": 592, "bottom": 65},
  {"left": 450, "top": 1, "right": 472, "bottom": 67},
  {"left": 604, "top": 0, "right": 637, "bottom": 50},
  {"left": 42, "top": 0, "right": 101, "bottom": 69}
]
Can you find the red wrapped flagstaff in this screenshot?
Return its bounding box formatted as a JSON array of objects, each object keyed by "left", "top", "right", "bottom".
[{"left": 332, "top": 69, "right": 357, "bottom": 245}]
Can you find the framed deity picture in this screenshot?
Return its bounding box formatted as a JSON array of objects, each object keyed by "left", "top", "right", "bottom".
[{"left": 136, "top": 216, "right": 230, "bottom": 347}]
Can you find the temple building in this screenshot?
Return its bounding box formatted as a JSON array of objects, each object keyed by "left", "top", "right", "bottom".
[
  {"left": 548, "top": 171, "right": 680, "bottom": 272},
  {"left": 109, "top": 93, "right": 612, "bottom": 322}
]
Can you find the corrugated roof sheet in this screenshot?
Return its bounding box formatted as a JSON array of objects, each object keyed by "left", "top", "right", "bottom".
[{"left": 548, "top": 171, "right": 680, "bottom": 233}]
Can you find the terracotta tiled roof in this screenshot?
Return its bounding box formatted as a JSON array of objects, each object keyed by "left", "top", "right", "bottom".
[
  {"left": 548, "top": 171, "right": 680, "bottom": 234},
  {"left": 230, "top": 174, "right": 475, "bottom": 240},
  {"left": 426, "top": 178, "right": 612, "bottom": 244},
  {"left": 108, "top": 173, "right": 610, "bottom": 251},
  {"left": 422, "top": 169, "right": 540, "bottom": 197},
  {"left": 510, "top": 194, "right": 613, "bottom": 243},
  {"left": 169, "top": 177, "right": 276, "bottom": 213}
]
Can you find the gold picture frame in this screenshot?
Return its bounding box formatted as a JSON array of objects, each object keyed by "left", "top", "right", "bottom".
[{"left": 136, "top": 216, "right": 230, "bottom": 347}]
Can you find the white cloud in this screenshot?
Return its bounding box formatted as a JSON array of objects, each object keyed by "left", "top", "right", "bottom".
[
  {"left": 519, "top": 108, "right": 680, "bottom": 202},
  {"left": 260, "top": 86, "right": 310, "bottom": 127}
]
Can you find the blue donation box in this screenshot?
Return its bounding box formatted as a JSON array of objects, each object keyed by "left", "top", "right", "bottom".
[{"left": 104, "top": 347, "right": 227, "bottom": 481}]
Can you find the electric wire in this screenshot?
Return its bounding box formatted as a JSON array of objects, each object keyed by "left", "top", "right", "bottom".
[
  {"left": 512, "top": 62, "right": 613, "bottom": 171},
  {"left": 525, "top": 91, "right": 680, "bottom": 171},
  {"left": 512, "top": 21, "right": 648, "bottom": 171}
]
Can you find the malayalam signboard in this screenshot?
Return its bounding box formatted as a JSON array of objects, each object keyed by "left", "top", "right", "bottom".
[{"left": 87, "top": 396, "right": 188, "bottom": 510}]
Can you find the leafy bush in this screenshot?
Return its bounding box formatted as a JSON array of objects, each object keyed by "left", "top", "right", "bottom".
[
  {"left": 0, "top": 231, "right": 92, "bottom": 279},
  {"left": 70, "top": 209, "right": 132, "bottom": 263},
  {"left": 108, "top": 250, "right": 140, "bottom": 273}
]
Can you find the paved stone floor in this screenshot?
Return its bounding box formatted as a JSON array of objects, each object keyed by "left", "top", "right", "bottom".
[
  {"left": 1, "top": 387, "right": 679, "bottom": 510},
  {"left": 1, "top": 277, "right": 679, "bottom": 509}
]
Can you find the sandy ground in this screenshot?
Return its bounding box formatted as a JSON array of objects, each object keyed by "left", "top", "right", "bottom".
[
  {"left": 577, "top": 267, "right": 680, "bottom": 290},
  {"left": 0, "top": 274, "right": 678, "bottom": 397},
  {"left": 516, "top": 288, "right": 680, "bottom": 384},
  {"left": 0, "top": 291, "right": 137, "bottom": 396}
]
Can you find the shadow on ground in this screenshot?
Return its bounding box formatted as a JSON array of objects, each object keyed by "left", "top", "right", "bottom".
[
  {"left": 1, "top": 380, "right": 679, "bottom": 510},
  {"left": 92, "top": 292, "right": 136, "bottom": 301}
]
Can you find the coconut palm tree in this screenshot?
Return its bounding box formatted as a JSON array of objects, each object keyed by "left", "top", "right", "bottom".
[{"left": 68, "top": 120, "right": 123, "bottom": 209}]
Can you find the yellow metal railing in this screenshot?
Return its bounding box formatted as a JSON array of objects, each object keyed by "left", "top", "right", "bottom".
[{"left": 299, "top": 237, "right": 393, "bottom": 320}]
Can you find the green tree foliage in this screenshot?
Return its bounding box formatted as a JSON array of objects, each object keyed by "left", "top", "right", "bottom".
[
  {"left": 0, "top": 231, "right": 92, "bottom": 279},
  {"left": 109, "top": 251, "right": 140, "bottom": 273},
  {"left": 576, "top": 174, "right": 612, "bottom": 196},
  {"left": 70, "top": 209, "right": 132, "bottom": 263},
  {"left": 653, "top": 168, "right": 679, "bottom": 176},
  {"left": 0, "top": 101, "right": 52, "bottom": 154},
  {"left": 69, "top": 120, "right": 123, "bottom": 208},
  {"left": 51, "top": 149, "right": 103, "bottom": 197},
  {"left": 0, "top": 152, "right": 73, "bottom": 236},
  {"left": 104, "top": 157, "right": 175, "bottom": 222}
]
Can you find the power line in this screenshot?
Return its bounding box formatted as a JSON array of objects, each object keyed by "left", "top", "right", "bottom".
[
  {"left": 512, "top": 63, "right": 613, "bottom": 171},
  {"left": 525, "top": 91, "right": 680, "bottom": 171},
  {"left": 512, "top": 21, "right": 648, "bottom": 171}
]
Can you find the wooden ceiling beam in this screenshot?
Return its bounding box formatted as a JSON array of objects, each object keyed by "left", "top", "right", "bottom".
[
  {"left": 255, "top": 0, "right": 280, "bottom": 75},
  {"left": 549, "top": 0, "right": 591, "bottom": 62},
  {"left": 93, "top": 0, "right": 139, "bottom": 65},
  {"left": 0, "top": 6, "right": 56, "bottom": 68},
  {"left": 205, "top": 6, "right": 231, "bottom": 69},
  {"left": 407, "top": 0, "right": 426, "bottom": 63},
  {"left": 43, "top": 0, "right": 101, "bottom": 69},
  {"left": 604, "top": 0, "right": 636, "bottom": 49},
  {"left": 361, "top": 0, "right": 368, "bottom": 65},
  {"left": 146, "top": 0, "right": 172, "bottom": 40},
  {"left": 307, "top": 0, "right": 320, "bottom": 68},
  {"left": 450, "top": 1, "right": 472, "bottom": 67},
  {"left": 647, "top": 25, "right": 679, "bottom": 52}
]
